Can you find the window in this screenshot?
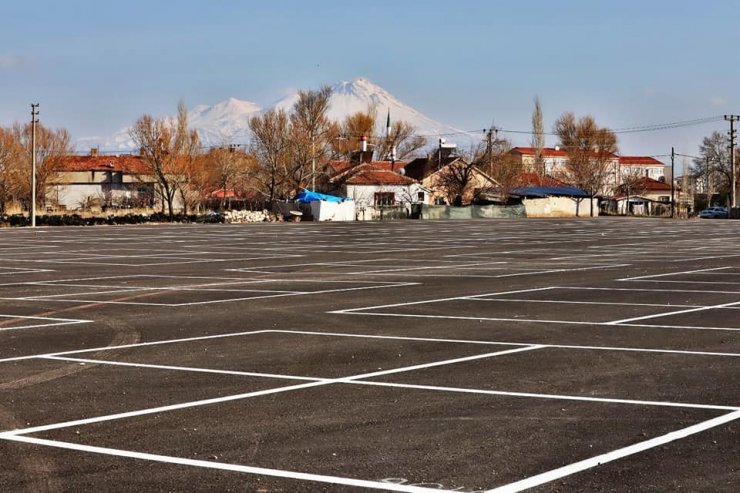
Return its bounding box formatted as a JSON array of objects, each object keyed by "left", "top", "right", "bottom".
[
  {"left": 374, "top": 192, "right": 394, "bottom": 206},
  {"left": 417, "top": 191, "right": 425, "bottom": 202},
  {"left": 659, "top": 196, "right": 670, "bottom": 203}
]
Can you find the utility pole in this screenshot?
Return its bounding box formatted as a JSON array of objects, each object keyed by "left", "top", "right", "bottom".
[
  {"left": 725, "top": 115, "right": 739, "bottom": 209},
  {"left": 311, "top": 132, "right": 315, "bottom": 191},
  {"left": 31, "top": 103, "right": 39, "bottom": 228},
  {"left": 670, "top": 147, "right": 675, "bottom": 218},
  {"left": 484, "top": 126, "right": 498, "bottom": 174},
  {"left": 485, "top": 128, "right": 493, "bottom": 173},
  {"left": 706, "top": 156, "right": 712, "bottom": 207}
]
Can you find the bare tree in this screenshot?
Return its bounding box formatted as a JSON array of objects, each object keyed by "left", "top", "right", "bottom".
[
  {"left": 553, "top": 112, "right": 618, "bottom": 217},
  {"left": 0, "top": 127, "right": 24, "bottom": 213},
  {"left": 531, "top": 96, "right": 545, "bottom": 176},
  {"left": 289, "top": 86, "right": 333, "bottom": 191},
  {"left": 10, "top": 122, "right": 72, "bottom": 211},
  {"left": 202, "top": 146, "right": 254, "bottom": 209},
  {"left": 330, "top": 109, "right": 377, "bottom": 159},
  {"left": 376, "top": 120, "right": 427, "bottom": 161},
  {"left": 619, "top": 166, "right": 650, "bottom": 215},
  {"left": 174, "top": 101, "right": 202, "bottom": 214},
  {"left": 691, "top": 131, "right": 734, "bottom": 198},
  {"left": 463, "top": 135, "right": 522, "bottom": 203},
  {"left": 130, "top": 101, "right": 198, "bottom": 218},
  {"left": 249, "top": 109, "right": 292, "bottom": 202}
]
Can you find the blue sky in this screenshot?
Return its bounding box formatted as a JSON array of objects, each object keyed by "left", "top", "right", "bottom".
[{"left": 1, "top": 0, "right": 738, "bottom": 159}]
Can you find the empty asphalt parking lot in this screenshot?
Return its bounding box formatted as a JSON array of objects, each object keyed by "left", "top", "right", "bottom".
[{"left": 0, "top": 217, "right": 739, "bottom": 492}]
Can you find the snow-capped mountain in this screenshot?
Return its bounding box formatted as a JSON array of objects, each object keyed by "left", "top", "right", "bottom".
[
  {"left": 189, "top": 97, "right": 262, "bottom": 144},
  {"left": 77, "top": 78, "right": 479, "bottom": 152}
]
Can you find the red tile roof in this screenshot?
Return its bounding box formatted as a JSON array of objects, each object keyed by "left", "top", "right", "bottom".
[
  {"left": 619, "top": 156, "right": 666, "bottom": 166},
  {"left": 627, "top": 176, "right": 672, "bottom": 191},
  {"left": 403, "top": 156, "right": 461, "bottom": 180},
  {"left": 327, "top": 160, "right": 407, "bottom": 176},
  {"left": 56, "top": 155, "right": 150, "bottom": 174},
  {"left": 330, "top": 162, "right": 416, "bottom": 186},
  {"left": 511, "top": 147, "right": 569, "bottom": 158},
  {"left": 327, "top": 160, "right": 353, "bottom": 175}
]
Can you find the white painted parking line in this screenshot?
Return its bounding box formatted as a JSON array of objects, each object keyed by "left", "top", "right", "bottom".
[
  {"left": 485, "top": 410, "right": 740, "bottom": 493},
  {"left": 617, "top": 267, "right": 731, "bottom": 281},
  {"left": 0, "top": 330, "right": 273, "bottom": 363},
  {"left": 607, "top": 300, "right": 740, "bottom": 325},
  {"left": 334, "top": 311, "right": 740, "bottom": 332},
  {"left": 354, "top": 381, "right": 739, "bottom": 412},
  {"left": 557, "top": 286, "right": 740, "bottom": 295},
  {"left": 0, "top": 315, "right": 91, "bottom": 332},
  {"left": 43, "top": 356, "right": 327, "bottom": 383},
  {"left": 0, "top": 435, "right": 449, "bottom": 493},
  {"left": 42, "top": 354, "right": 739, "bottom": 412},
  {"left": 0, "top": 267, "right": 54, "bottom": 275},
  {"left": 461, "top": 298, "right": 704, "bottom": 309},
  {"left": 1, "top": 346, "right": 543, "bottom": 436},
  {"left": 0, "top": 280, "right": 418, "bottom": 307}
]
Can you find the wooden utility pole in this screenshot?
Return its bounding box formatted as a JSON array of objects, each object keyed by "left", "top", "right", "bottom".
[
  {"left": 670, "top": 147, "right": 675, "bottom": 218},
  {"left": 31, "top": 103, "right": 39, "bottom": 228},
  {"left": 725, "top": 115, "right": 739, "bottom": 209}
]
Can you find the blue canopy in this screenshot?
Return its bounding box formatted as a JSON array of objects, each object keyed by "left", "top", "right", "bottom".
[
  {"left": 296, "top": 190, "right": 350, "bottom": 203},
  {"left": 510, "top": 186, "right": 590, "bottom": 198}
]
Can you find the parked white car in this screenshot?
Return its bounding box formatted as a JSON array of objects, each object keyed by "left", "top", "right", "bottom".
[{"left": 699, "top": 207, "right": 729, "bottom": 219}]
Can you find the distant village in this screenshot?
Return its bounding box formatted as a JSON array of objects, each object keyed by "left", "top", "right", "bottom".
[{"left": 0, "top": 86, "right": 734, "bottom": 223}]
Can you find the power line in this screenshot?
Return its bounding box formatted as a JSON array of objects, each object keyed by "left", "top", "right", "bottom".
[{"left": 84, "top": 114, "right": 729, "bottom": 154}]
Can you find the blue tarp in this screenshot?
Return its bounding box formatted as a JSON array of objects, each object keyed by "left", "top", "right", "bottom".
[
  {"left": 295, "top": 190, "right": 350, "bottom": 203},
  {"left": 510, "top": 186, "right": 590, "bottom": 198}
]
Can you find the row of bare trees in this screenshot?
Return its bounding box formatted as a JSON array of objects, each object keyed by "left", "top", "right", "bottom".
[
  {"left": 247, "top": 86, "right": 427, "bottom": 202},
  {"left": 126, "top": 86, "right": 429, "bottom": 216},
  {"left": 0, "top": 123, "right": 72, "bottom": 214}
]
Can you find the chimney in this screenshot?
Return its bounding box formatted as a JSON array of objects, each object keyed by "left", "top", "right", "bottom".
[
  {"left": 360, "top": 134, "right": 368, "bottom": 153},
  {"left": 554, "top": 145, "right": 560, "bottom": 151},
  {"left": 90, "top": 147, "right": 99, "bottom": 157}
]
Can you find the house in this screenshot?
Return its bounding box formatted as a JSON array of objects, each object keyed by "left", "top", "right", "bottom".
[
  {"left": 618, "top": 156, "right": 667, "bottom": 182},
  {"left": 49, "top": 151, "right": 158, "bottom": 211},
  {"left": 404, "top": 155, "right": 498, "bottom": 206},
  {"left": 612, "top": 176, "right": 675, "bottom": 215},
  {"left": 508, "top": 146, "right": 571, "bottom": 176},
  {"left": 326, "top": 161, "right": 426, "bottom": 220},
  {"left": 477, "top": 172, "right": 597, "bottom": 216},
  {"left": 509, "top": 147, "right": 667, "bottom": 196}
]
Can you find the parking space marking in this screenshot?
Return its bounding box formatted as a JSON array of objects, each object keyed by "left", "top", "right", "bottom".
[
  {"left": 43, "top": 356, "right": 327, "bottom": 383},
  {"left": 607, "top": 300, "right": 740, "bottom": 325},
  {"left": 485, "top": 410, "right": 740, "bottom": 493},
  {"left": 0, "top": 314, "right": 91, "bottom": 332},
  {"left": 1, "top": 346, "right": 542, "bottom": 436},
  {"left": 461, "top": 298, "right": 703, "bottom": 309},
  {"left": 617, "top": 267, "right": 731, "bottom": 281},
  {"left": 0, "top": 435, "right": 447, "bottom": 493},
  {"left": 0, "top": 276, "right": 418, "bottom": 307},
  {"left": 40, "top": 353, "right": 739, "bottom": 412}
]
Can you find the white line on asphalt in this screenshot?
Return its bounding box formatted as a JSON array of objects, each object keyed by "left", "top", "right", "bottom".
[
  {"left": 484, "top": 410, "right": 740, "bottom": 493},
  {"left": 0, "top": 435, "right": 451, "bottom": 493}
]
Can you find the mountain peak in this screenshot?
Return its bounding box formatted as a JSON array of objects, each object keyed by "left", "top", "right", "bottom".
[{"left": 77, "top": 78, "right": 476, "bottom": 151}]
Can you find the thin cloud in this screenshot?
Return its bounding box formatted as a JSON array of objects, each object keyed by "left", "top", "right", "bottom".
[
  {"left": 709, "top": 97, "right": 727, "bottom": 107},
  {"left": 0, "top": 55, "right": 22, "bottom": 69}
]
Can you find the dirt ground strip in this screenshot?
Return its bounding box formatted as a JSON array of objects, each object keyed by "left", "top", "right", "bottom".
[{"left": 0, "top": 217, "right": 739, "bottom": 492}]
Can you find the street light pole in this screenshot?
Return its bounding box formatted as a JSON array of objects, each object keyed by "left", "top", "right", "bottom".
[
  {"left": 31, "top": 103, "right": 39, "bottom": 228},
  {"left": 670, "top": 147, "right": 675, "bottom": 218},
  {"left": 311, "top": 133, "right": 315, "bottom": 192}
]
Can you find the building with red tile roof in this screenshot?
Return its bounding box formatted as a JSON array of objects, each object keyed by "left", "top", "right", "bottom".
[
  {"left": 48, "top": 152, "right": 162, "bottom": 211},
  {"left": 327, "top": 161, "right": 426, "bottom": 216}
]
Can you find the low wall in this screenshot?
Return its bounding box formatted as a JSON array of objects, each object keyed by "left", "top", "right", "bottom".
[
  {"left": 523, "top": 197, "right": 599, "bottom": 217},
  {"left": 421, "top": 204, "right": 526, "bottom": 220},
  {"left": 310, "top": 200, "right": 355, "bottom": 221}
]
